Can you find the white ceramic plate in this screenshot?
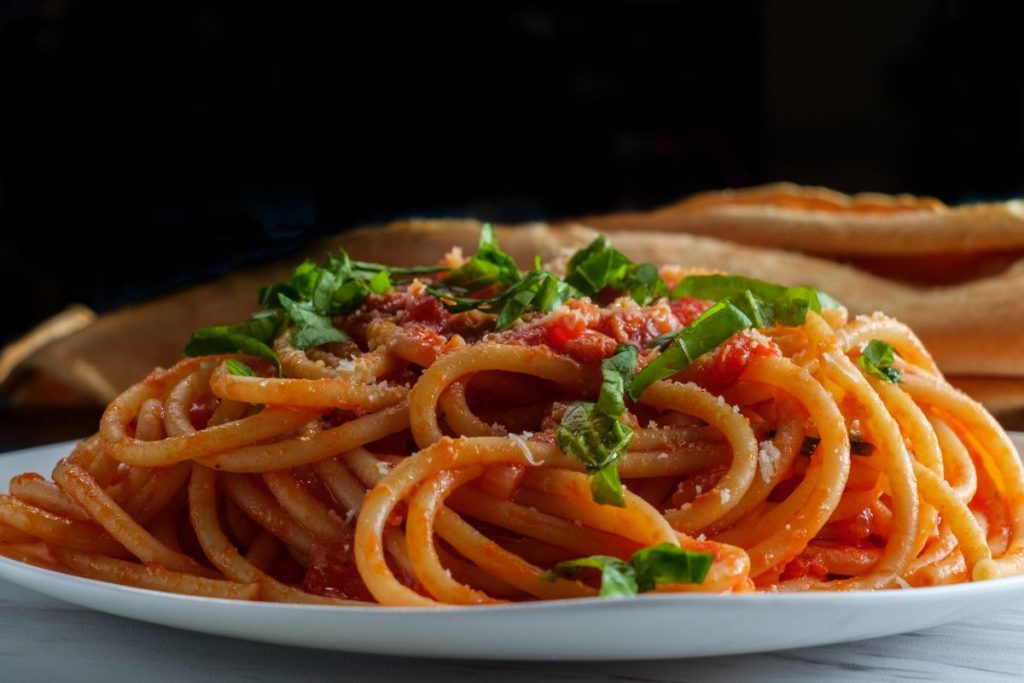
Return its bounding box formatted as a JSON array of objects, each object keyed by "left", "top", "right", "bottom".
[{"left": 2, "top": 439, "right": 1024, "bottom": 661}]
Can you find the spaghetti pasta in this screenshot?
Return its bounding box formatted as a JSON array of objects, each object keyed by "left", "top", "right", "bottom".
[{"left": 2, "top": 226, "right": 1022, "bottom": 606}]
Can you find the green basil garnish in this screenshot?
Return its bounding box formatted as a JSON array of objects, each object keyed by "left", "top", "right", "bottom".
[
  {"left": 857, "top": 339, "right": 901, "bottom": 384},
  {"left": 557, "top": 345, "right": 638, "bottom": 506},
  {"left": 224, "top": 359, "right": 257, "bottom": 377},
  {"left": 565, "top": 236, "right": 670, "bottom": 305},
  {"left": 545, "top": 543, "right": 714, "bottom": 597}
]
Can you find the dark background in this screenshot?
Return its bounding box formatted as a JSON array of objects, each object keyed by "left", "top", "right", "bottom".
[{"left": 3, "top": 0, "right": 1024, "bottom": 344}]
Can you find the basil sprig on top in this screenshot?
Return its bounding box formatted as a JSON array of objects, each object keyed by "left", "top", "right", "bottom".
[
  {"left": 858, "top": 339, "right": 901, "bottom": 384},
  {"left": 184, "top": 309, "right": 286, "bottom": 375},
  {"left": 627, "top": 275, "right": 839, "bottom": 401},
  {"left": 557, "top": 344, "right": 638, "bottom": 507},
  {"left": 184, "top": 247, "right": 419, "bottom": 373},
  {"left": 427, "top": 224, "right": 576, "bottom": 331},
  {"left": 565, "top": 236, "right": 670, "bottom": 305},
  {"left": 545, "top": 543, "right": 714, "bottom": 598}
]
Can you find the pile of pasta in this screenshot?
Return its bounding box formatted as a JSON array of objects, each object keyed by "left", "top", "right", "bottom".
[{"left": 1, "top": 255, "right": 1023, "bottom": 606}]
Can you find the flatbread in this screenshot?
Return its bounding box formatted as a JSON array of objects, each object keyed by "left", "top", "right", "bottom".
[{"left": 578, "top": 182, "right": 1024, "bottom": 256}]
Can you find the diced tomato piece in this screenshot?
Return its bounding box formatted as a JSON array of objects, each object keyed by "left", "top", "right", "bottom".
[
  {"left": 409, "top": 296, "right": 448, "bottom": 326},
  {"left": 670, "top": 296, "right": 714, "bottom": 327},
  {"left": 546, "top": 315, "right": 587, "bottom": 350},
  {"left": 599, "top": 303, "right": 679, "bottom": 347},
  {"left": 684, "top": 331, "right": 781, "bottom": 395},
  {"left": 562, "top": 329, "right": 619, "bottom": 363}
]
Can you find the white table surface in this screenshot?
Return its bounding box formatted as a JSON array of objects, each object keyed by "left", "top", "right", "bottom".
[{"left": 2, "top": 578, "right": 1023, "bottom": 682}]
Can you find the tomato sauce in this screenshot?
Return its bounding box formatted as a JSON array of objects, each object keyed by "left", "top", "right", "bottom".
[
  {"left": 561, "top": 330, "right": 619, "bottom": 363},
  {"left": 682, "top": 331, "right": 781, "bottom": 395},
  {"left": 779, "top": 552, "right": 829, "bottom": 582},
  {"left": 304, "top": 534, "right": 376, "bottom": 601},
  {"left": 545, "top": 315, "right": 586, "bottom": 350},
  {"left": 823, "top": 507, "right": 876, "bottom": 547},
  {"left": 598, "top": 301, "right": 679, "bottom": 347},
  {"left": 353, "top": 292, "right": 493, "bottom": 343},
  {"left": 188, "top": 398, "right": 218, "bottom": 431}
]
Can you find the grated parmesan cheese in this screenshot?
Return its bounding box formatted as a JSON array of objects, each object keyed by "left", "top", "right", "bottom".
[
  {"left": 720, "top": 489, "right": 731, "bottom": 504},
  {"left": 509, "top": 433, "right": 544, "bottom": 466},
  {"left": 334, "top": 359, "right": 357, "bottom": 372},
  {"left": 657, "top": 452, "right": 669, "bottom": 461},
  {"left": 758, "top": 440, "right": 782, "bottom": 483}
]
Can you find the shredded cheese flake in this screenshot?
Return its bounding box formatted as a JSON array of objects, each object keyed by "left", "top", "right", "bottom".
[
  {"left": 510, "top": 433, "right": 543, "bottom": 466},
  {"left": 758, "top": 440, "right": 782, "bottom": 484}
]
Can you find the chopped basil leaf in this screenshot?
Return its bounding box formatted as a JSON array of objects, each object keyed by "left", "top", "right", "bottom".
[
  {"left": 647, "top": 328, "right": 682, "bottom": 350},
  {"left": 426, "top": 223, "right": 575, "bottom": 330},
  {"left": 590, "top": 461, "right": 626, "bottom": 507},
  {"left": 556, "top": 402, "right": 633, "bottom": 507},
  {"left": 189, "top": 239, "right": 447, "bottom": 368},
  {"left": 327, "top": 279, "right": 371, "bottom": 316},
  {"left": 551, "top": 555, "right": 637, "bottom": 597},
  {"left": 556, "top": 346, "right": 639, "bottom": 507},
  {"left": 857, "top": 339, "right": 901, "bottom": 384},
  {"left": 183, "top": 310, "right": 285, "bottom": 375},
  {"left": 224, "top": 359, "right": 257, "bottom": 377},
  {"left": 312, "top": 268, "right": 340, "bottom": 315},
  {"left": 350, "top": 261, "right": 449, "bottom": 279},
  {"left": 630, "top": 543, "right": 714, "bottom": 591},
  {"left": 565, "top": 244, "right": 631, "bottom": 294},
  {"left": 429, "top": 269, "right": 574, "bottom": 331},
  {"left": 278, "top": 294, "right": 349, "bottom": 350},
  {"left": 673, "top": 274, "right": 839, "bottom": 312},
  {"left": 369, "top": 269, "right": 392, "bottom": 294},
  {"left": 598, "top": 344, "right": 638, "bottom": 418},
  {"left": 565, "top": 235, "right": 609, "bottom": 275},
  {"left": 564, "top": 237, "right": 669, "bottom": 305},
  {"left": 441, "top": 223, "right": 520, "bottom": 292},
  {"left": 546, "top": 543, "right": 713, "bottom": 598}
]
